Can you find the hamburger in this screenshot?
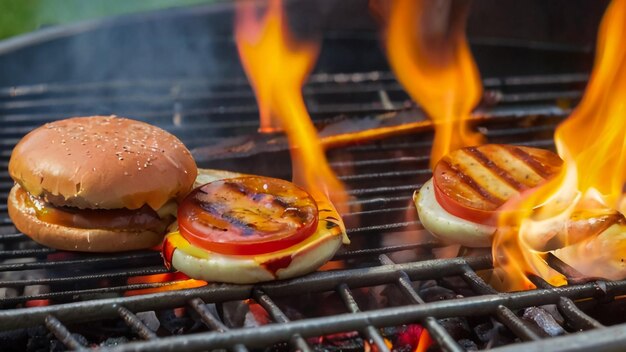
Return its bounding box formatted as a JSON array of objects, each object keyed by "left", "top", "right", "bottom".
[{"left": 7, "top": 116, "right": 198, "bottom": 252}]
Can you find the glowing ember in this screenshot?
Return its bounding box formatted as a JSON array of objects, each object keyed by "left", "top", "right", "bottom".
[
  {"left": 493, "top": 0, "right": 626, "bottom": 290},
  {"left": 395, "top": 324, "right": 432, "bottom": 352},
  {"left": 380, "top": 0, "right": 484, "bottom": 168},
  {"left": 235, "top": 0, "right": 347, "bottom": 210}
]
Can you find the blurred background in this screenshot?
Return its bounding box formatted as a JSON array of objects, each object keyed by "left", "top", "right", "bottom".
[{"left": 0, "top": 0, "right": 217, "bottom": 40}]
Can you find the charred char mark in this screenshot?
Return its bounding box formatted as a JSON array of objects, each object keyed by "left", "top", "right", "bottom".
[
  {"left": 197, "top": 201, "right": 223, "bottom": 216},
  {"left": 221, "top": 211, "right": 258, "bottom": 236},
  {"left": 465, "top": 147, "right": 527, "bottom": 191},
  {"left": 271, "top": 196, "right": 292, "bottom": 209},
  {"left": 223, "top": 180, "right": 250, "bottom": 196},
  {"left": 198, "top": 201, "right": 257, "bottom": 236},
  {"left": 441, "top": 159, "right": 502, "bottom": 206},
  {"left": 508, "top": 146, "right": 552, "bottom": 178}
]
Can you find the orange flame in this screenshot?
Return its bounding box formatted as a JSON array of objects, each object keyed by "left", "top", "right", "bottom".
[
  {"left": 235, "top": 0, "right": 347, "bottom": 209},
  {"left": 493, "top": 0, "right": 626, "bottom": 290},
  {"left": 125, "top": 272, "right": 206, "bottom": 296},
  {"left": 382, "top": 0, "right": 484, "bottom": 168}
]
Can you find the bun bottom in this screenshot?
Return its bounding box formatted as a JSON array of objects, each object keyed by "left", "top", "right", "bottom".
[
  {"left": 414, "top": 179, "right": 495, "bottom": 247},
  {"left": 8, "top": 185, "right": 165, "bottom": 252}
]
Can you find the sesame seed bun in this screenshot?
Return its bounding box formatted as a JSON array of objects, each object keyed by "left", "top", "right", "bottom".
[{"left": 8, "top": 116, "right": 197, "bottom": 210}]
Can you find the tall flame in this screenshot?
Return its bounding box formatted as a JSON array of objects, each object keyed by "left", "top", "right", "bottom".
[
  {"left": 382, "top": 0, "right": 484, "bottom": 168},
  {"left": 235, "top": 0, "right": 347, "bottom": 208},
  {"left": 493, "top": 0, "right": 626, "bottom": 290}
]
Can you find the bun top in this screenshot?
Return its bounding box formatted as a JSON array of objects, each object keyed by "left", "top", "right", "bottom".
[{"left": 9, "top": 116, "right": 198, "bottom": 210}]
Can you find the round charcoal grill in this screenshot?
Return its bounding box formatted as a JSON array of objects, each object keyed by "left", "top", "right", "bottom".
[{"left": 0, "top": 1, "right": 624, "bottom": 351}]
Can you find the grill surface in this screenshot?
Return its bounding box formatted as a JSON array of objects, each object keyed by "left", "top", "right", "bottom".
[
  {"left": 1, "top": 69, "right": 626, "bottom": 352},
  {"left": 0, "top": 2, "right": 623, "bottom": 349}
]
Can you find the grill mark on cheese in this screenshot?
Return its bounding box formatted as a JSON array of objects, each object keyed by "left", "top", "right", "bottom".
[
  {"left": 508, "top": 146, "right": 553, "bottom": 178},
  {"left": 447, "top": 150, "right": 518, "bottom": 204},
  {"left": 465, "top": 146, "right": 527, "bottom": 191},
  {"left": 485, "top": 145, "right": 545, "bottom": 187},
  {"left": 440, "top": 159, "right": 502, "bottom": 206},
  {"left": 434, "top": 145, "right": 563, "bottom": 215}
]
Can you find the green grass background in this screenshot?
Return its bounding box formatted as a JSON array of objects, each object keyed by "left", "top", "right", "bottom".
[{"left": 0, "top": 0, "right": 216, "bottom": 40}]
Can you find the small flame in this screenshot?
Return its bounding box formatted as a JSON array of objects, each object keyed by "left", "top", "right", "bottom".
[
  {"left": 125, "top": 273, "right": 206, "bottom": 296},
  {"left": 235, "top": 0, "right": 347, "bottom": 209},
  {"left": 493, "top": 0, "right": 626, "bottom": 290},
  {"left": 381, "top": 0, "right": 484, "bottom": 168}
]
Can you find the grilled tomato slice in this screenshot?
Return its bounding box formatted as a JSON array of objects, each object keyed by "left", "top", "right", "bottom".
[
  {"left": 178, "top": 176, "right": 319, "bottom": 255},
  {"left": 433, "top": 144, "right": 562, "bottom": 224}
]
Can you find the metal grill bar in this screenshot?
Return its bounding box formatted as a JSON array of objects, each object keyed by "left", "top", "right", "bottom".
[
  {"left": 0, "top": 280, "right": 202, "bottom": 305},
  {"left": 346, "top": 221, "right": 422, "bottom": 235},
  {"left": 44, "top": 315, "right": 87, "bottom": 351},
  {"left": 0, "top": 72, "right": 588, "bottom": 98},
  {"left": 0, "top": 257, "right": 493, "bottom": 330},
  {"left": 117, "top": 306, "right": 158, "bottom": 340},
  {"left": 461, "top": 270, "right": 541, "bottom": 341},
  {"left": 494, "top": 306, "right": 541, "bottom": 341},
  {"left": 0, "top": 252, "right": 160, "bottom": 271},
  {"left": 556, "top": 297, "right": 604, "bottom": 331},
  {"left": 333, "top": 241, "right": 440, "bottom": 260},
  {"left": 0, "top": 267, "right": 167, "bottom": 287},
  {"left": 337, "top": 283, "right": 391, "bottom": 352},
  {"left": 104, "top": 281, "right": 626, "bottom": 352},
  {"left": 489, "top": 324, "right": 626, "bottom": 352},
  {"left": 253, "top": 289, "right": 312, "bottom": 352},
  {"left": 530, "top": 276, "right": 605, "bottom": 332},
  {"left": 380, "top": 254, "right": 463, "bottom": 352},
  {"left": 189, "top": 298, "right": 248, "bottom": 352}
]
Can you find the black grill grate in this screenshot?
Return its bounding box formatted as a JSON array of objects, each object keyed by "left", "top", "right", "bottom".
[{"left": 1, "top": 71, "right": 626, "bottom": 351}]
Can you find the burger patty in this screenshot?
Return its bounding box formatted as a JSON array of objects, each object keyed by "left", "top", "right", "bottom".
[{"left": 14, "top": 185, "right": 171, "bottom": 232}]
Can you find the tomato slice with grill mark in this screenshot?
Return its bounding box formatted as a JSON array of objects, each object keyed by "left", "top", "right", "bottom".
[
  {"left": 432, "top": 144, "right": 563, "bottom": 224},
  {"left": 178, "top": 176, "right": 319, "bottom": 255}
]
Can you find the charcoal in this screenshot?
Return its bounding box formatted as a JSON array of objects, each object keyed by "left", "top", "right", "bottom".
[
  {"left": 539, "top": 304, "right": 565, "bottom": 325},
  {"left": 220, "top": 301, "right": 253, "bottom": 328},
  {"left": 437, "top": 317, "right": 471, "bottom": 340},
  {"left": 323, "top": 336, "right": 364, "bottom": 352},
  {"left": 0, "top": 328, "right": 28, "bottom": 352},
  {"left": 380, "top": 283, "right": 410, "bottom": 306},
  {"left": 100, "top": 336, "right": 129, "bottom": 347},
  {"left": 481, "top": 319, "right": 516, "bottom": 349},
  {"left": 158, "top": 309, "right": 195, "bottom": 335},
  {"left": 522, "top": 307, "right": 566, "bottom": 337},
  {"left": 474, "top": 319, "right": 514, "bottom": 348},
  {"left": 136, "top": 311, "right": 160, "bottom": 332},
  {"left": 439, "top": 276, "right": 472, "bottom": 298},
  {"left": 419, "top": 281, "right": 457, "bottom": 302},
  {"left": 457, "top": 339, "right": 479, "bottom": 350},
  {"left": 266, "top": 341, "right": 290, "bottom": 352},
  {"left": 49, "top": 334, "right": 88, "bottom": 352},
  {"left": 473, "top": 322, "right": 494, "bottom": 343},
  {"left": 26, "top": 326, "right": 48, "bottom": 352}
]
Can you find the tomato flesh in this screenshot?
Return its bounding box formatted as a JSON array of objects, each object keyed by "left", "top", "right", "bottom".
[
  {"left": 178, "top": 176, "right": 319, "bottom": 255},
  {"left": 432, "top": 144, "right": 562, "bottom": 224}
]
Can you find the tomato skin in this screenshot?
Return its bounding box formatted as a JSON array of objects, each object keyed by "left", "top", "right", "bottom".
[
  {"left": 433, "top": 178, "right": 498, "bottom": 225},
  {"left": 178, "top": 176, "right": 319, "bottom": 256}
]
